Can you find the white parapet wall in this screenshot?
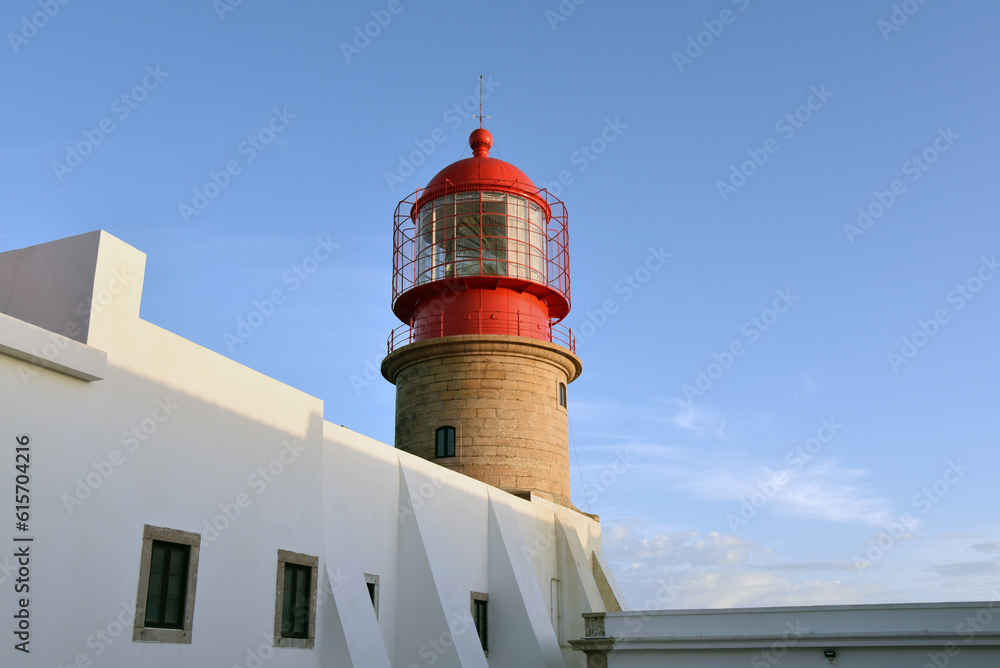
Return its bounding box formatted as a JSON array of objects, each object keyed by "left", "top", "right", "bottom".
[
  {"left": 573, "top": 601, "right": 1000, "bottom": 667},
  {"left": 321, "top": 422, "right": 621, "bottom": 667}
]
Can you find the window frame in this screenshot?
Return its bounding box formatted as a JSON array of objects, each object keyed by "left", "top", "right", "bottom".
[
  {"left": 558, "top": 382, "right": 567, "bottom": 408},
  {"left": 274, "top": 550, "right": 318, "bottom": 649},
  {"left": 435, "top": 425, "right": 456, "bottom": 459},
  {"left": 133, "top": 525, "right": 200, "bottom": 644},
  {"left": 471, "top": 591, "right": 489, "bottom": 655}
]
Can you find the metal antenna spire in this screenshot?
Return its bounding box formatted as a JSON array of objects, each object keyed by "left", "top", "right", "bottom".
[{"left": 477, "top": 74, "right": 490, "bottom": 128}]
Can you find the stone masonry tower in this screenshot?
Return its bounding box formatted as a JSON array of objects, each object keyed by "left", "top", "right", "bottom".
[{"left": 381, "top": 127, "right": 581, "bottom": 507}]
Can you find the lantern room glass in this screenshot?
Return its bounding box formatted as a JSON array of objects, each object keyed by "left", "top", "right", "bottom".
[{"left": 415, "top": 191, "right": 546, "bottom": 285}]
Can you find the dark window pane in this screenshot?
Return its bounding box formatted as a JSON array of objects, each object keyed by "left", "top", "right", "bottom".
[
  {"left": 281, "top": 565, "right": 294, "bottom": 634},
  {"left": 482, "top": 214, "right": 505, "bottom": 238},
  {"left": 145, "top": 541, "right": 188, "bottom": 629},
  {"left": 456, "top": 201, "right": 478, "bottom": 217},
  {"left": 281, "top": 563, "right": 311, "bottom": 639},
  {"left": 436, "top": 426, "right": 455, "bottom": 458},
  {"left": 294, "top": 567, "right": 310, "bottom": 636},
  {"left": 144, "top": 544, "right": 165, "bottom": 624},
  {"left": 473, "top": 599, "right": 488, "bottom": 650}
]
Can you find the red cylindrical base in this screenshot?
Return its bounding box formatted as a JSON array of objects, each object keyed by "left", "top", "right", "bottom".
[{"left": 410, "top": 286, "right": 551, "bottom": 343}]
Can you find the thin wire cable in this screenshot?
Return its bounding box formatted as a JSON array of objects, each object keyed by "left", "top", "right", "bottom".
[{"left": 569, "top": 414, "right": 592, "bottom": 514}]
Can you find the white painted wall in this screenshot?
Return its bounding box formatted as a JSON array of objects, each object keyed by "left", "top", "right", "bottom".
[
  {"left": 0, "top": 231, "right": 615, "bottom": 668},
  {"left": 0, "top": 232, "right": 327, "bottom": 667}
]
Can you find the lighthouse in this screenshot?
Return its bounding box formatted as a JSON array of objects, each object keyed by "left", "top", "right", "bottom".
[{"left": 381, "top": 126, "right": 582, "bottom": 508}]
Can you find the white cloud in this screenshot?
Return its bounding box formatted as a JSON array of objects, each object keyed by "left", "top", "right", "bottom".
[
  {"left": 930, "top": 561, "right": 1000, "bottom": 578},
  {"left": 603, "top": 520, "right": 878, "bottom": 609},
  {"left": 667, "top": 400, "right": 726, "bottom": 434},
  {"left": 664, "top": 454, "right": 895, "bottom": 527},
  {"left": 604, "top": 520, "right": 1000, "bottom": 609},
  {"left": 606, "top": 521, "right": 757, "bottom": 570},
  {"left": 570, "top": 399, "right": 895, "bottom": 528},
  {"left": 972, "top": 541, "right": 1000, "bottom": 554}
]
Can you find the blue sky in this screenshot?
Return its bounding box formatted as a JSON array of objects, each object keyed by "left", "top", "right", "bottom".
[{"left": 2, "top": 0, "right": 998, "bottom": 609}]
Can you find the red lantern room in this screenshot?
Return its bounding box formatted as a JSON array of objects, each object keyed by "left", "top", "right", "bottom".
[{"left": 388, "top": 127, "right": 572, "bottom": 351}]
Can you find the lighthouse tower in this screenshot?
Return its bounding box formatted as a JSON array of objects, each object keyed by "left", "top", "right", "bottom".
[{"left": 381, "top": 127, "right": 581, "bottom": 507}]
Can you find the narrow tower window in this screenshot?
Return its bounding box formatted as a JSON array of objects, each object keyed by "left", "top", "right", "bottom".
[
  {"left": 435, "top": 426, "right": 456, "bottom": 458},
  {"left": 558, "top": 382, "right": 567, "bottom": 408}
]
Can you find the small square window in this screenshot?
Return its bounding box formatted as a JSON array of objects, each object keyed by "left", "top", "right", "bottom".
[
  {"left": 471, "top": 592, "right": 488, "bottom": 654},
  {"left": 274, "top": 550, "right": 318, "bottom": 649},
  {"left": 435, "top": 426, "right": 456, "bottom": 458},
  {"left": 133, "top": 525, "right": 200, "bottom": 644}
]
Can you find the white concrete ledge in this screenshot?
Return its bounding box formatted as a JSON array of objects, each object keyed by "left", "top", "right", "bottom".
[{"left": 0, "top": 312, "right": 107, "bottom": 381}]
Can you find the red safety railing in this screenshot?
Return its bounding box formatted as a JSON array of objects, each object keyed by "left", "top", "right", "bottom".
[{"left": 387, "top": 310, "right": 575, "bottom": 354}]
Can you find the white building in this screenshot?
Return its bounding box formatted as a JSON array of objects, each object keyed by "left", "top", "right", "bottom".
[{"left": 0, "top": 230, "right": 623, "bottom": 667}]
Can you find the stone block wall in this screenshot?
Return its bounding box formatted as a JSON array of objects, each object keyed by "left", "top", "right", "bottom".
[{"left": 382, "top": 335, "right": 582, "bottom": 507}]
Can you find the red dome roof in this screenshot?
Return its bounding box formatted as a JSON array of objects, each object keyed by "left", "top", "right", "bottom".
[{"left": 420, "top": 129, "right": 539, "bottom": 201}]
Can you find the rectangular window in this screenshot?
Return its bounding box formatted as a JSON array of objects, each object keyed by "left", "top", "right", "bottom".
[
  {"left": 133, "top": 525, "right": 200, "bottom": 644},
  {"left": 145, "top": 541, "right": 189, "bottom": 629},
  {"left": 472, "top": 592, "right": 488, "bottom": 654},
  {"left": 281, "top": 563, "right": 311, "bottom": 638},
  {"left": 435, "top": 426, "right": 456, "bottom": 458},
  {"left": 274, "top": 550, "right": 318, "bottom": 649}
]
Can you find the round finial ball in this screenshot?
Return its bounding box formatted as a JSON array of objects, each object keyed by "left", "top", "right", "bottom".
[{"left": 469, "top": 128, "right": 493, "bottom": 156}]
